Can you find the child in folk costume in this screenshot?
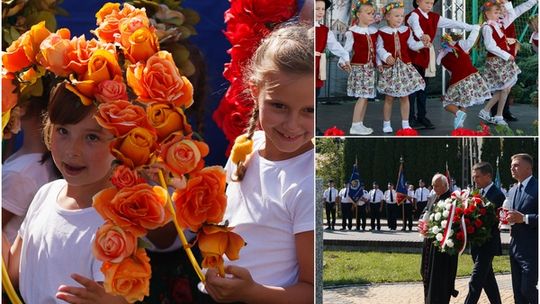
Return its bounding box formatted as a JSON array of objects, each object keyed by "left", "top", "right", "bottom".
[
  {"left": 436, "top": 28, "right": 492, "bottom": 129},
  {"left": 477, "top": 0, "right": 521, "bottom": 126},
  {"left": 406, "top": 0, "right": 475, "bottom": 129},
  {"left": 530, "top": 15, "right": 538, "bottom": 52},
  {"left": 376, "top": 2, "right": 426, "bottom": 134},
  {"left": 343, "top": 0, "right": 378, "bottom": 135},
  {"left": 315, "top": 0, "right": 351, "bottom": 97}
]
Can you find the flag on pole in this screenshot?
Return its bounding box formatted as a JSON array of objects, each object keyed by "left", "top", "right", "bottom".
[
  {"left": 396, "top": 160, "right": 407, "bottom": 204},
  {"left": 347, "top": 163, "right": 363, "bottom": 203},
  {"left": 445, "top": 161, "right": 453, "bottom": 190},
  {"left": 495, "top": 157, "right": 501, "bottom": 188}
]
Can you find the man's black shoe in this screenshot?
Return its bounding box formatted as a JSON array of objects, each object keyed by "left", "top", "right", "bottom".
[
  {"left": 340, "top": 228, "right": 346, "bottom": 231},
  {"left": 419, "top": 117, "right": 435, "bottom": 129},
  {"left": 410, "top": 119, "right": 424, "bottom": 130},
  {"left": 503, "top": 113, "right": 518, "bottom": 121}
]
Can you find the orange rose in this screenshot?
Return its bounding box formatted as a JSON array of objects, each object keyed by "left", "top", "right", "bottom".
[
  {"left": 2, "top": 22, "right": 51, "bottom": 73},
  {"left": 146, "top": 104, "right": 192, "bottom": 142},
  {"left": 172, "top": 166, "right": 227, "bottom": 231},
  {"left": 93, "top": 184, "right": 172, "bottom": 236},
  {"left": 96, "top": 2, "right": 121, "bottom": 25},
  {"left": 69, "top": 49, "right": 123, "bottom": 101},
  {"left": 65, "top": 36, "right": 116, "bottom": 76},
  {"left": 95, "top": 100, "right": 152, "bottom": 137},
  {"left": 95, "top": 80, "right": 129, "bottom": 103},
  {"left": 198, "top": 225, "right": 245, "bottom": 276},
  {"left": 127, "top": 51, "right": 194, "bottom": 107},
  {"left": 102, "top": 248, "right": 151, "bottom": 303},
  {"left": 118, "top": 14, "right": 151, "bottom": 49},
  {"left": 160, "top": 136, "right": 209, "bottom": 176},
  {"left": 112, "top": 127, "right": 157, "bottom": 168},
  {"left": 36, "top": 29, "right": 73, "bottom": 77},
  {"left": 93, "top": 222, "right": 138, "bottom": 263},
  {"left": 111, "top": 165, "right": 145, "bottom": 189},
  {"left": 198, "top": 225, "right": 245, "bottom": 260},
  {"left": 124, "top": 27, "right": 159, "bottom": 63}
]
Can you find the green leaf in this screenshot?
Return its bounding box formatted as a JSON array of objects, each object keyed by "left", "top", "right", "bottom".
[
  {"left": 9, "top": 26, "right": 20, "bottom": 41},
  {"left": 26, "top": 11, "right": 57, "bottom": 31}
]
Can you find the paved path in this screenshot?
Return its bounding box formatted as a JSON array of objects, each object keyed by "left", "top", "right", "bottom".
[
  {"left": 323, "top": 274, "right": 514, "bottom": 304},
  {"left": 317, "top": 99, "right": 538, "bottom": 136}
]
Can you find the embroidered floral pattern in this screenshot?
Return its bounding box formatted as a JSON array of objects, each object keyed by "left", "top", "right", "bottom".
[
  {"left": 443, "top": 73, "right": 491, "bottom": 108},
  {"left": 482, "top": 57, "right": 521, "bottom": 91},
  {"left": 376, "top": 59, "right": 425, "bottom": 97},
  {"left": 347, "top": 62, "right": 376, "bottom": 98}
]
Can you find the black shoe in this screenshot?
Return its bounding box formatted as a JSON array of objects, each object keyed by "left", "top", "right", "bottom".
[
  {"left": 340, "top": 228, "right": 346, "bottom": 231},
  {"left": 401, "top": 228, "right": 406, "bottom": 231},
  {"left": 410, "top": 119, "right": 424, "bottom": 130},
  {"left": 419, "top": 117, "right": 435, "bottom": 129},
  {"left": 503, "top": 112, "right": 518, "bottom": 121},
  {"left": 325, "top": 227, "right": 331, "bottom": 230},
  {"left": 355, "top": 228, "right": 360, "bottom": 231}
]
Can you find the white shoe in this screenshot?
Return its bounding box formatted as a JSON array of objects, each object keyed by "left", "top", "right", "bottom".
[
  {"left": 478, "top": 109, "right": 494, "bottom": 124},
  {"left": 350, "top": 124, "right": 373, "bottom": 135},
  {"left": 383, "top": 125, "right": 393, "bottom": 133},
  {"left": 493, "top": 116, "right": 508, "bottom": 126}
]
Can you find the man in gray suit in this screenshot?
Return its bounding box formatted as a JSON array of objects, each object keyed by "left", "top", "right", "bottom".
[{"left": 507, "top": 153, "right": 538, "bottom": 304}]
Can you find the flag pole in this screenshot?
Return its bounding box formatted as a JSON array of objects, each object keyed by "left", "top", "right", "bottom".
[
  {"left": 400, "top": 156, "right": 405, "bottom": 229},
  {"left": 354, "top": 155, "right": 359, "bottom": 227}
]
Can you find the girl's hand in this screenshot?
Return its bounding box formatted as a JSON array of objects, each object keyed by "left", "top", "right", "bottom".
[
  {"left": 421, "top": 34, "right": 431, "bottom": 45},
  {"left": 56, "top": 274, "right": 128, "bottom": 304},
  {"left": 508, "top": 55, "right": 515, "bottom": 61},
  {"left": 341, "top": 62, "right": 352, "bottom": 73},
  {"left": 377, "top": 65, "right": 384, "bottom": 73},
  {"left": 205, "top": 265, "right": 258, "bottom": 302},
  {"left": 385, "top": 56, "right": 396, "bottom": 65}
]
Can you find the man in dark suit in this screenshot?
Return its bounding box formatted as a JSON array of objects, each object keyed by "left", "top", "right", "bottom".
[
  {"left": 421, "top": 174, "right": 459, "bottom": 304},
  {"left": 465, "top": 162, "right": 506, "bottom": 304},
  {"left": 507, "top": 153, "right": 538, "bottom": 304}
]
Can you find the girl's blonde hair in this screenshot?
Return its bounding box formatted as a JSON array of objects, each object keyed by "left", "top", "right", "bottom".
[{"left": 233, "top": 23, "right": 314, "bottom": 181}]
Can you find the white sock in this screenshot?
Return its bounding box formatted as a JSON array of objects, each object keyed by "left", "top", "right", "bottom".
[
  {"left": 353, "top": 121, "right": 364, "bottom": 127},
  {"left": 383, "top": 121, "right": 391, "bottom": 128},
  {"left": 494, "top": 115, "right": 504, "bottom": 120},
  {"left": 402, "top": 120, "right": 410, "bottom": 129}
]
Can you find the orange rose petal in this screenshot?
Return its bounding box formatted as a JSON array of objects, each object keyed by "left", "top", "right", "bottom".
[
  {"left": 65, "top": 82, "right": 94, "bottom": 106},
  {"left": 225, "top": 232, "right": 245, "bottom": 261}
]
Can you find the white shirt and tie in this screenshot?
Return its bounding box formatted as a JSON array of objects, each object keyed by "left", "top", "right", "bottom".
[
  {"left": 324, "top": 187, "right": 338, "bottom": 203},
  {"left": 339, "top": 187, "right": 353, "bottom": 204},
  {"left": 384, "top": 189, "right": 397, "bottom": 204},
  {"left": 369, "top": 189, "right": 384, "bottom": 203},
  {"left": 481, "top": 182, "right": 494, "bottom": 197},
  {"left": 415, "top": 187, "right": 430, "bottom": 202},
  {"left": 512, "top": 175, "right": 532, "bottom": 224}
]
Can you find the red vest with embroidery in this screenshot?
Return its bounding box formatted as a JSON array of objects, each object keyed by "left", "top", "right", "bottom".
[
  {"left": 504, "top": 23, "right": 518, "bottom": 56},
  {"left": 440, "top": 44, "right": 477, "bottom": 86},
  {"left": 351, "top": 31, "right": 377, "bottom": 65},
  {"left": 378, "top": 28, "right": 413, "bottom": 64},
  {"left": 405, "top": 9, "right": 440, "bottom": 68},
  {"left": 486, "top": 24, "right": 511, "bottom": 58},
  {"left": 316, "top": 25, "right": 329, "bottom": 88}
]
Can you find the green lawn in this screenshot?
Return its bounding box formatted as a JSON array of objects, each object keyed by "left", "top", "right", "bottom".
[{"left": 323, "top": 251, "right": 511, "bottom": 286}]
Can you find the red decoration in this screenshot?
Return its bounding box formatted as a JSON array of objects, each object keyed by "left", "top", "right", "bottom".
[
  {"left": 451, "top": 123, "right": 491, "bottom": 136},
  {"left": 396, "top": 128, "right": 419, "bottom": 136},
  {"left": 323, "top": 126, "right": 345, "bottom": 136}
]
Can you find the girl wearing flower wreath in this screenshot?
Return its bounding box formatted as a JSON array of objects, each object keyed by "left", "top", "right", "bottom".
[
  {"left": 376, "top": 1, "right": 426, "bottom": 134},
  {"left": 436, "top": 28, "right": 492, "bottom": 129},
  {"left": 204, "top": 24, "right": 314, "bottom": 303},
  {"left": 477, "top": 0, "right": 521, "bottom": 126},
  {"left": 529, "top": 15, "right": 538, "bottom": 52},
  {"left": 2, "top": 82, "right": 129, "bottom": 304},
  {"left": 343, "top": 0, "right": 377, "bottom": 135}
]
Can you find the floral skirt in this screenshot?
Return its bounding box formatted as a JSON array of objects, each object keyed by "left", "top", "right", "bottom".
[
  {"left": 347, "top": 62, "right": 376, "bottom": 98},
  {"left": 482, "top": 56, "right": 521, "bottom": 91},
  {"left": 442, "top": 72, "right": 492, "bottom": 108},
  {"left": 377, "top": 59, "right": 425, "bottom": 97}
]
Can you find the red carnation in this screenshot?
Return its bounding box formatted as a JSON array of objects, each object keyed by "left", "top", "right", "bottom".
[
  {"left": 455, "top": 207, "right": 463, "bottom": 217},
  {"left": 396, "top": 128, "right": 419, "bottom": 136},
  {"left": 479, "top": 208, "right": 487, "bottom": 216},
  {"left": 467, "top": 225, "right": 475, "bottom": 234},
  {"left": 451, "top": 123, "right": 491, "bottom": 136},
  {"left": 324, "top": 126, "right": 345, "bottom": 136},
  {"left": 456, "top": 231, "right": 465, "bottom": 241},
  {"left": 464, "top": 218, "right": 471, "bottom": 226},
  {"left": 474, "top": 219, "right": 483, "bottom": 228},
  {"left": 453, "top": 215, "right": 461, "bottom": 223}
]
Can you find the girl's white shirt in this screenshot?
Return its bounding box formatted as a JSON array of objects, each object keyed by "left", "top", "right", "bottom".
[
  {"left": 436, "top": 25, "right": 481, "bottom": 65},
  {"left": 376, "top": 25, "right": 425, "bottom": 65},
  {"left": 223, "top": 131, "right": 314, "bottom": 287},
  {"left": 343, "top": 25, "right": 378, "bottom": 53}
]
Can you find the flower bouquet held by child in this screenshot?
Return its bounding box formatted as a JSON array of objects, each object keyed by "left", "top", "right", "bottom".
[{"left": 2, "top": 3, "right": 244, "bottom": 303}]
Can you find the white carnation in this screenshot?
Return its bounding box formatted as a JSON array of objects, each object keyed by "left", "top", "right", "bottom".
[
  {"left": 435, "top": 212, "right": 442, "bottom": 221},
  {"left": 442, "top": 210, "right": 450, "bottom": 218},
  {"left": 445, "top": 203, "right": 452, "bottom": 210},
  {"left": 436, "top": 233, "right": 443, "bottom": 241},
  {"left": 431, "top": 226, "right": 440, "bottom": 234},
  {"left": 449, "top": 229, "right": 454, "bottom": 237},
  {"left": 441, "top": 220, "right": 448, "bottom": 228},
  {"left": 437, "top": 201, "right": 446, "bottom": 208},
  {"left": 445, "top": 239, "right": 454, "bottom": 248},
  {"left": 430, "top": 214, "right": 435, "bottom": 221}
]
